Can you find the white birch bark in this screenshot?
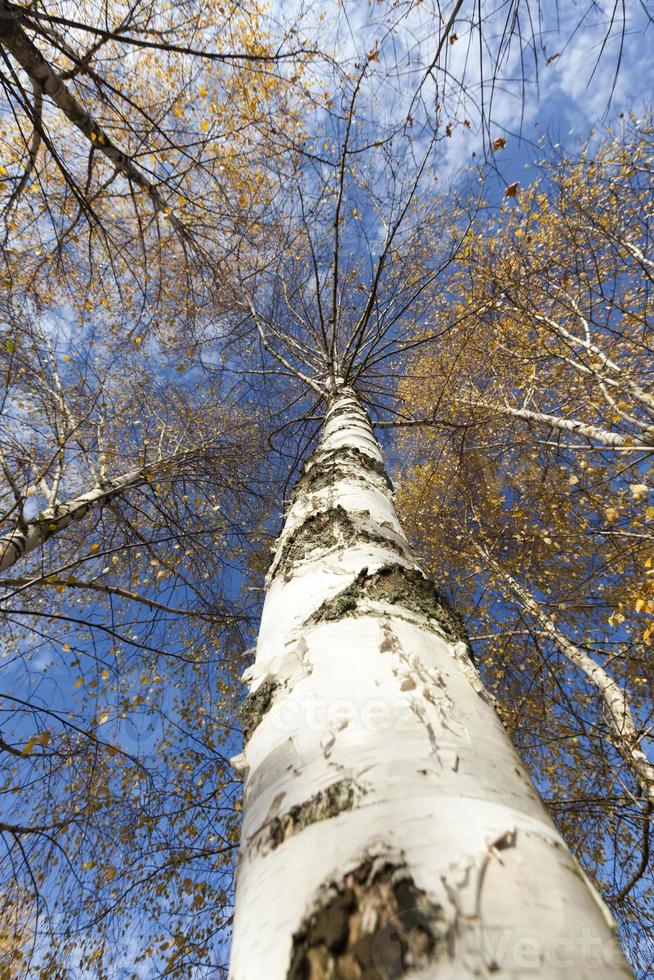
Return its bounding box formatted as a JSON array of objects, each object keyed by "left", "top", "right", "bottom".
[
  {"left": 0, "top": 447, "right": 204, "bottom": 573},
  {"left": 485, "top": 557, "right": 654, "bottom": 808},
  {"left": 464, "top": 399, "right": 653, "bottom": 451},
  {"left": 229, "top": 387, "right": 632, "bottom": 979}
]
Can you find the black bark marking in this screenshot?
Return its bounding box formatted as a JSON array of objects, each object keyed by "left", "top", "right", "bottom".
[
  {"left": 273, "top": 507, "right": 410, "bottom": 580},
  {"left": 274, "top": 506, "right": 357, "bottom": 579},
  {"left": 287, "top": 859, "right": 448, "bottom": 979},
  {"left": 307, "top": 564, "right": 474, "bottom": 656},
  {"left": 240, "top": 677, "right": 279, "bottom": 741},
  {"left": 252, "top": 779, "right": 358, "bottom": 853},
  {"left": 324, "top": 401, "right": 369, "bottom": 424}
]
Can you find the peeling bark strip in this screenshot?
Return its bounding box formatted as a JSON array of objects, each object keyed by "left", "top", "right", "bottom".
[{"left": 229, "top": 386, "right": 632, "bottom": 979}]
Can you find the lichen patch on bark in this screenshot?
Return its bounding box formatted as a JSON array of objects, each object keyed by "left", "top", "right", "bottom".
[
  {"left": 273, "top": 505, "right": 357, "bottom": 580},
  {"left": 287, "top": 859, "right": 447, "bottom": 980},
  {"left": 307, "top": 564, "right": 473, "bottom": 651},
  {"left": 240, "top": 676, "right": 279, "bottom": 741},
  {"left": 273, "top": 508, "right": 410, "bottom": 581},
  {"left": 292, "top": 447, "right": 392, "bottom": 500}
]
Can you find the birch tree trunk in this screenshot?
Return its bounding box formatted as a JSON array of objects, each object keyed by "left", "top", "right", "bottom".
[
  {"left": 483, "top": 555, "right": 654, "bottom": 807},
  {"left": 0, "top": 447, "right": 206, "bottom": 573},
  {"left": 229, "top": 386, "right": 632, "bottom": 979}
]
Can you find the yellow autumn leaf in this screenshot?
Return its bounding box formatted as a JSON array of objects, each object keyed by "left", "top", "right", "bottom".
[
  {"left": 21, "top": 731, "right": 51, "bottom": 755},
  {"left": 21, "top": 737, "right": 38, "bottom": 756}
]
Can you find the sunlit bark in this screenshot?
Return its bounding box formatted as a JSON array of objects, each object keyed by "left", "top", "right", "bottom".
[{"left": 230, "top": 386, "right": 630, "bottom": 979}]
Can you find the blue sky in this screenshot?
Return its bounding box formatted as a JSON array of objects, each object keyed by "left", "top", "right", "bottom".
[{"left": 268, "top": 0, "right": 654, "bottom": 190}]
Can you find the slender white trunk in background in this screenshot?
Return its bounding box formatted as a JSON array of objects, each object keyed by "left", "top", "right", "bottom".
[
  {"left": 0, "top": 447, "right": 204, "bottom": 572},
  {"left": 0, "top": 470, "right": 142, "bottom": 573},
  {"left": 486, "top": 557, "right": 654, "bottom": 807},
  {"left": 230, "top": 387, "right": 631, "bottom": 979},
  {"left": 464, "top": 399, "right": 653, "bottom": 451}
]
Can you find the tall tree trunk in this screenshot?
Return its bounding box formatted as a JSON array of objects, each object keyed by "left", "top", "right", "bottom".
[{"left": 229, "top": 386, "right": 631, "bottom": 979}]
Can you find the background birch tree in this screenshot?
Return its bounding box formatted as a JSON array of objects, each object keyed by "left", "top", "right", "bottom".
[{"left": 0, "top": 289, "right": 275, "bottom": 975}]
